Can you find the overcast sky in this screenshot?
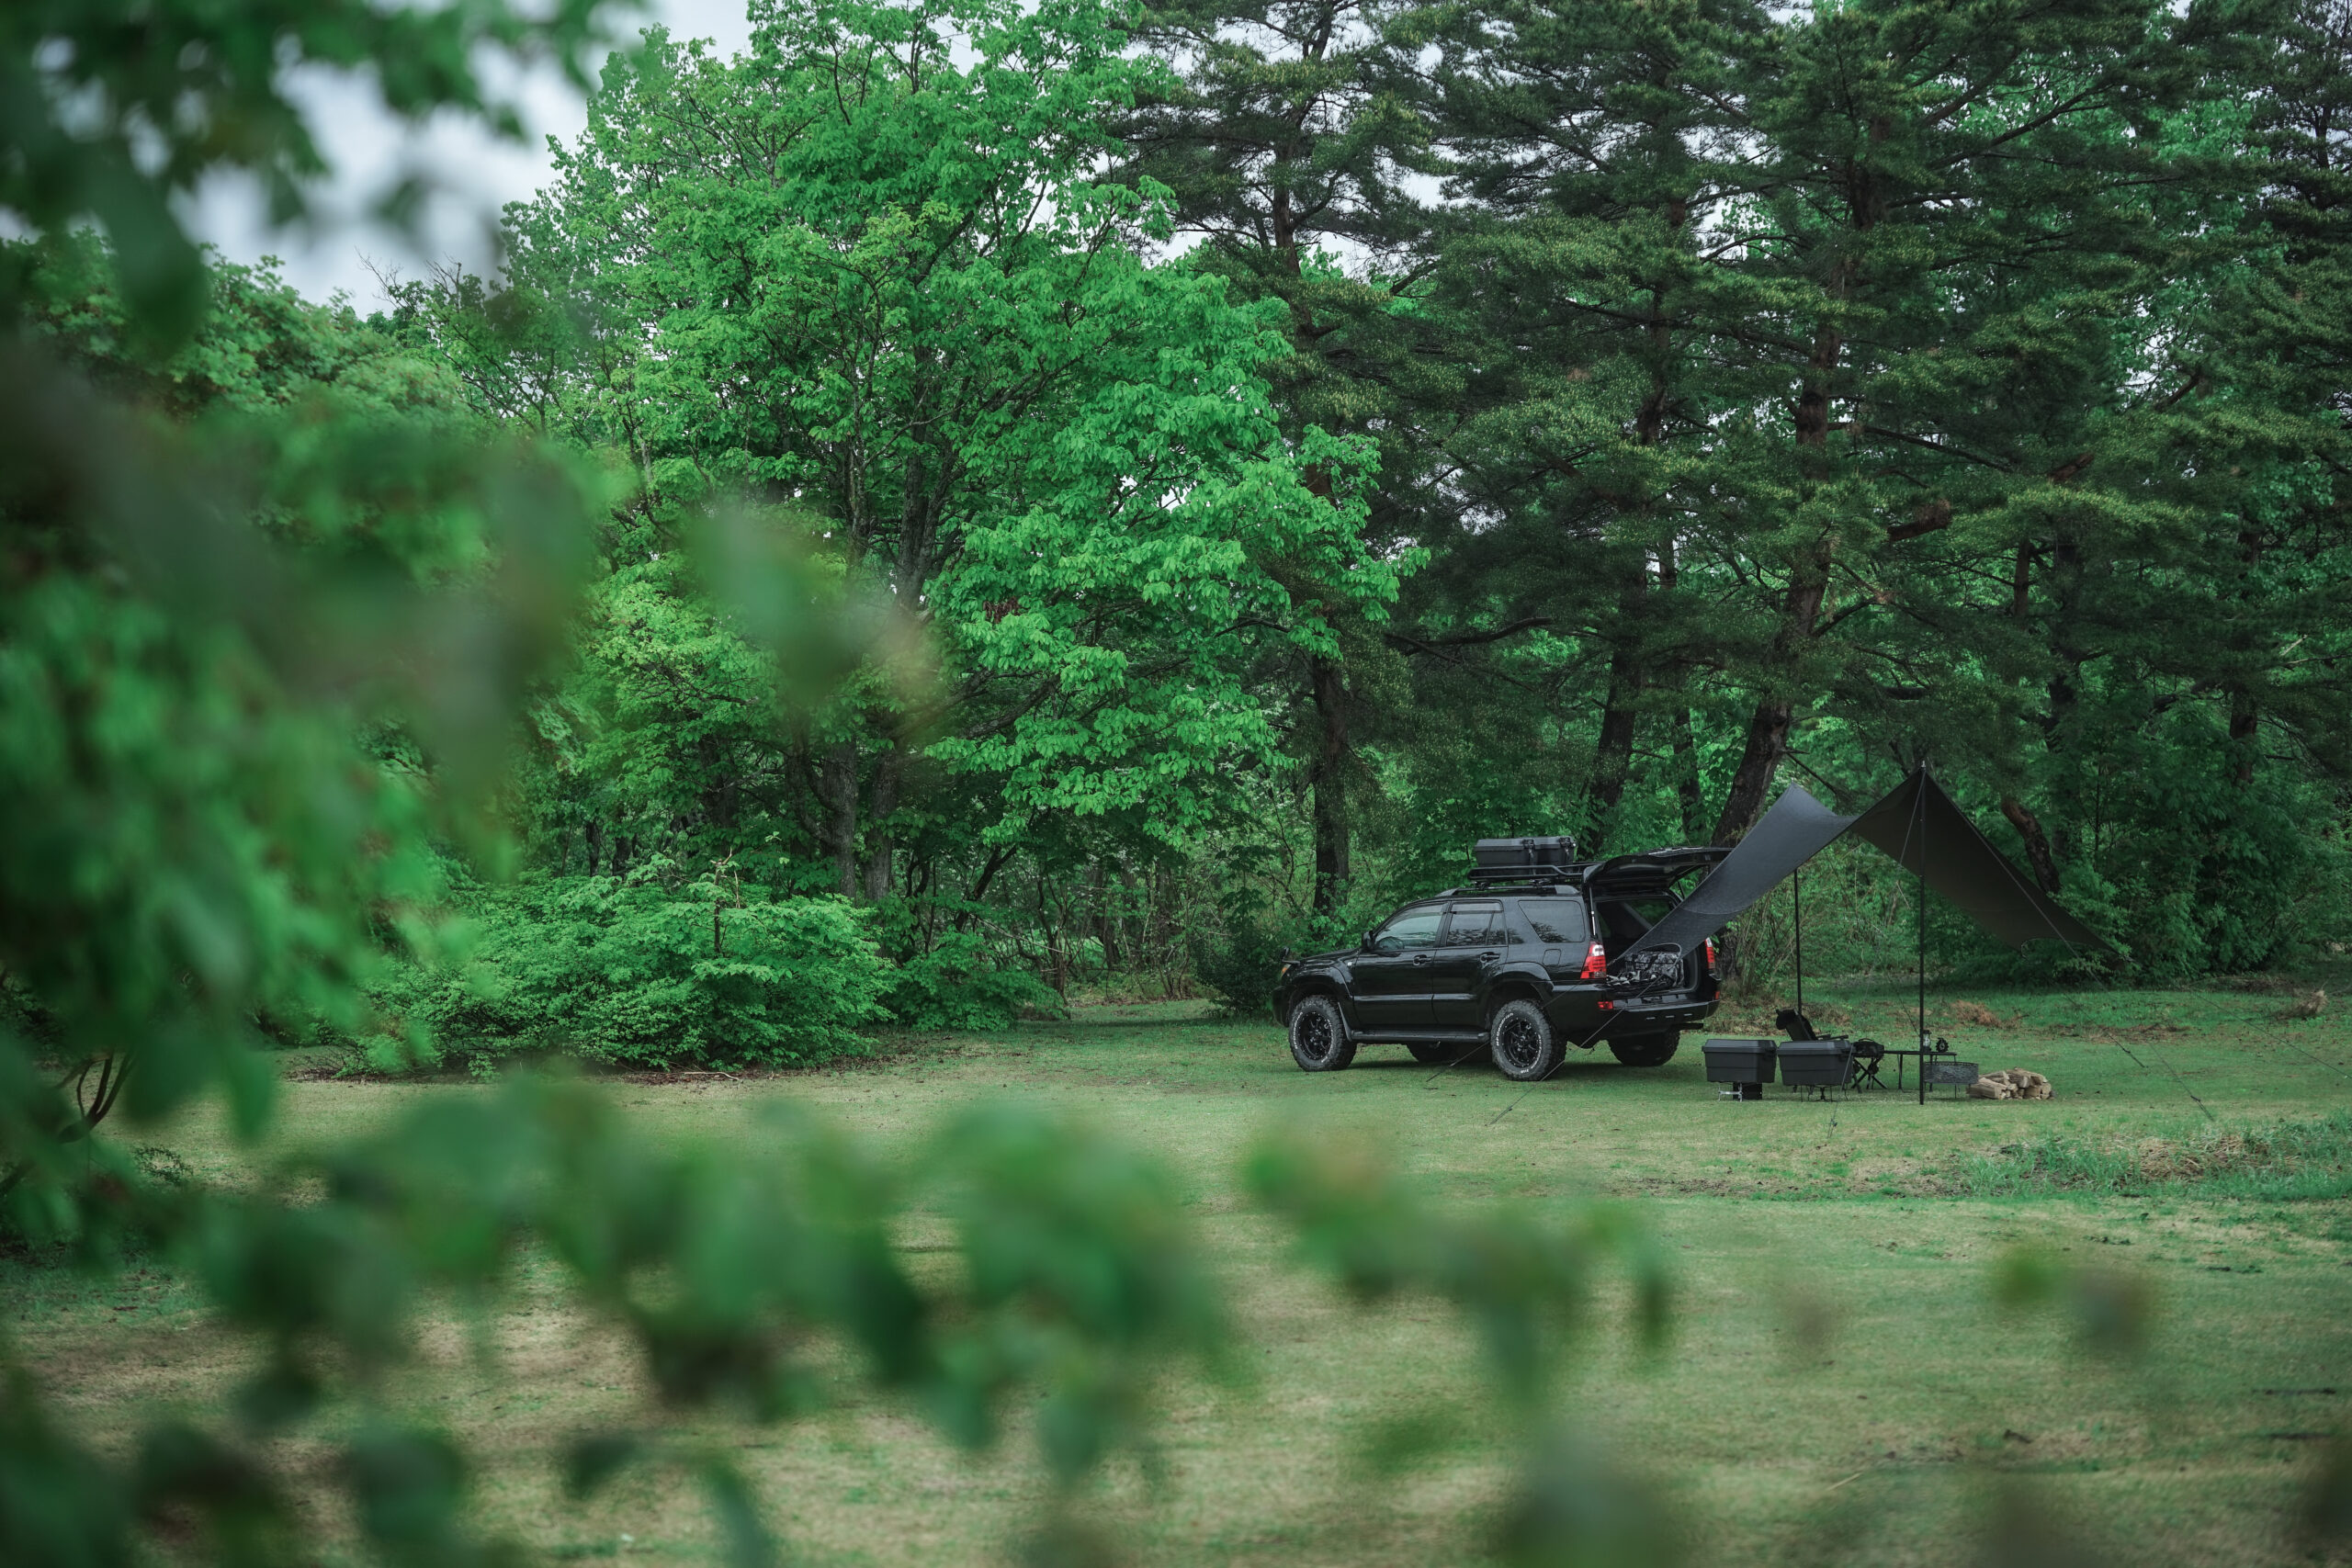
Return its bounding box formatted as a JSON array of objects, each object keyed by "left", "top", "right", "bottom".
[{"left": 185, "top": 1, "right": 757, "bottom": 309}]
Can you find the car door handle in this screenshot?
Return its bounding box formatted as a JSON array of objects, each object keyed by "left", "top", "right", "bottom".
[
  {"left": 1410, "top": 953, "right": 1429, "bottom": 965},
  {"left": 1477, "top": 951, "right": 1499, "bottom": 960}
]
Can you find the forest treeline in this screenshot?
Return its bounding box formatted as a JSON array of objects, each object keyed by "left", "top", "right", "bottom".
[{"left": 21, "top": 0, "right": 2352, "bottom": 1068}]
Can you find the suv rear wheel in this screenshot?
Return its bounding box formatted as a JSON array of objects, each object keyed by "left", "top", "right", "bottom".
[
  {"left": 1288, "top": 995, "right": 1356, "bottom": 1072},
  {"left": 1609, "top": 1033, "right": 1679, "bottom": 1067},
  {"left": 1488, "top": 998, "right": 1562, "bottom": 1082}
]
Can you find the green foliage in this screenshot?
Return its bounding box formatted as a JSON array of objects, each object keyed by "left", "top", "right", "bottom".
[
  {"left": 1189, "top": 922, "right": 1290, "bottom": 1019},
  {"left": 876, "top": 923, "right": 1064, "bottom": 1032},
  {"left": 8, "top": 1080, "right": 1238, "bottom": 1560},
  {"left": 403, "top": 881, "right": 891, "bottom": 1072}
]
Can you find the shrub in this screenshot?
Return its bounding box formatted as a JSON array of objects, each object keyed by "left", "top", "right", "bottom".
[
  {"left": 883, "top": 928, "right": 1063, "bottom": 1031},
  {"left": 404, "top": 879, "right": 889, "bottom": 1071},
  {"left": 1190, "top": 922, "right": 1290, "bottom": 1019}
]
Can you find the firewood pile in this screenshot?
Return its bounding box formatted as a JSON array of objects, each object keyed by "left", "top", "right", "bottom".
[{"left": 1967, "top": 1068, "right": 2052, "bottom": 1100}]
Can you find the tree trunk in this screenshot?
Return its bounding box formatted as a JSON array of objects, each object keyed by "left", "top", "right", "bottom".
[
  {"left": 1091, "top": 863, "right": 1120, "bottom": 972},
  {"left": 820, "top": 741, "right": 859, "bottom": 897},
  {"left": 1584, "top": 641, "right": 1640, "bottom": 854},
  {"left": 864, "top": 747, "right": 899, "bottom": 901},
  {"left": 2229, "top": 695, "right": 2259, "bottom": 788},
  {"left": 1671, "top": 707, "right": 1706, "bottom": 842},
  {"left": 1114, "top": 861, "right": 1143, "bottom": 978},
  {"left": 1710, "top": 559, "right": 1829, "bottom": 843},
  {"left": 1309, "top": 652, "right": 1351, "bottom": 915},
  {"left": 2043, "top": 535, "right": 2086, "bottom": 861},
  {"left": 1999, "top": 795, "right": 2062, "bottom": 895},
  {"left": 1654, "top": 539, "right": 1706, "bottom": 841}
]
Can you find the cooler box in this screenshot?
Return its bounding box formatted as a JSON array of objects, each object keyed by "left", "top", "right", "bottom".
[
  {"left": 1776, "top": 1039, "right": 1854, "bottom": 1088},
  {"left": 1702, "top": 1038, "right": 1776, "bottom": 1085}
]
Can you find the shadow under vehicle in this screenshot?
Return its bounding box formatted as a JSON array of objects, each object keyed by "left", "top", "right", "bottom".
[{"left": 1273, "top": 838, "right": 1730, "bottom": 1082}]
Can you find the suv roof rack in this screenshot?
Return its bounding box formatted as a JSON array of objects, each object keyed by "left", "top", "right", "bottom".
[{"left": 1456, "top": 844, "right": 1732, "bottom": 895}]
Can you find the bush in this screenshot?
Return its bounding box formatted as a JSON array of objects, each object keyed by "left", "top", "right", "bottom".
[
  {"left": 403, "top": 879, "right": 890, "bottom": 1071},
  {"left": 883, "top": 928, "right": 1063, "bottom": 1031},
  {"left": 1190, "top": 922, "right": 1290, "bottom": 1019}
]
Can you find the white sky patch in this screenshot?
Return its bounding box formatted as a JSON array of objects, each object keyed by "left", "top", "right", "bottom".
[{"left": 181, "top": 0, "right": 755, "bottom": 308}]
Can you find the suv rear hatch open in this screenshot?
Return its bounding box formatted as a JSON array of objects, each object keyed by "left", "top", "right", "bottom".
[{"left": 1583, "top": 847, "right": 1729, "bottom": 995}]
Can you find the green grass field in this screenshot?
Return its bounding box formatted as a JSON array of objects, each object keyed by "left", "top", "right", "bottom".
[{"left": 12, "top": 976, "right": 2352, "bottom": 1565}]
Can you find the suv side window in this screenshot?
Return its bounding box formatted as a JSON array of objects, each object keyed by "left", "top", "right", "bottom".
[
  {"left": 1516, "top": 897, "right": 1589, "bottom": 943},
  {"left": 1369, "top": 907, "right": 1443, "bottom": 953},
  {"left": 1442, "top": 902, "right": 1508, "bottom": 946}
]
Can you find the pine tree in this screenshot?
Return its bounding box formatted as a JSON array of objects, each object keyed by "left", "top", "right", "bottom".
[{"left": 1119, "top": 0, "right": 1430, "bottom": 911}]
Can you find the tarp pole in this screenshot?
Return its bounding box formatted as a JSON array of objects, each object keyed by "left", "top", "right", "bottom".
[
  {"left": 1792, "top": 864, "right": 1804, "bottom": 1020},
  {"left": 1917, "top": 762, "right": 1928, "bottom": 1106}
]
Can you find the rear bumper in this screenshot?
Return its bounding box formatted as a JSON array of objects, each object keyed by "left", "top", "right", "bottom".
[{"left": 1550, "top": 993, "right": 1718, "bottom": 1038}]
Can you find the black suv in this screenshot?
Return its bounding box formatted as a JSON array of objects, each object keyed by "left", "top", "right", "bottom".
[{"left": 1273, "top": 840, "right": 1727, "bottom": 1082}]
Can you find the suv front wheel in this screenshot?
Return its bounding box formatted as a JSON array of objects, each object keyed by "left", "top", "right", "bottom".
[
  {"left": 1488, "top": 998, "right": 1563, "bottom": 1082},
  {"left": 1609, "top": 1033, "right": 1679, "bottom": 1067},
  {"left": 1288, "top": 995, "right": 1357, "bottom": 1072}
]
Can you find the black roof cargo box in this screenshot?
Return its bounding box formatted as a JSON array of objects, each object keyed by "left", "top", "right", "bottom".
[{"left": 1471, "top": 836, "right": 1578, "bottom": 883}]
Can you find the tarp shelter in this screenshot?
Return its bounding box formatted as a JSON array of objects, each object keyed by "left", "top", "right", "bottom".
[
  {"left": 1622, "top": 765, "right": 2113, "bottom": 1099},
  {"left": 1624, "top": 783, "right": 1857, "bottom": 966},
  {"left": 1844, "top": 770, "right": 2109, "bottom": 958},
  {"left": 1625, "top": 766, "right": 2110, "bottom": 964}
]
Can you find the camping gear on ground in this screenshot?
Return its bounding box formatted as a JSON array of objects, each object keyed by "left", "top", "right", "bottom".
[
  {"left": 1776, "top": 1008, "right": 1886, "bottom": 1090},
  {"left": 1704, "top": 1038, "right": 1775, "bottom": 1100},
  {"left": 1924, "top": 1058, "right": 1981, "bottom": 1095},
  {"left": 1776, "top": 1039, "right": 1853, "bottom": 1095},
  {"left": 1626, "top": 763, "right": 2113, "bottom": 1105},
  {"left": 1846, "top": 1039, "right": 1889, "bottom": 1089},
  {"left": 1875, "top": 1041, "right": 1973, "bottom": 1092}
]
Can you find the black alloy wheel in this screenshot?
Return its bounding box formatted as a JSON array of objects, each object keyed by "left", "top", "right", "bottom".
[
  {"left": 1288, "top": 995, "right": 1357, "bottom": 1072},
  {"left": 1608, "top": 1033, "right": 1680, "bottom": 1067},
  {"left": 1488, "top": 998, "right": 1563, "bottom": 1082},
  {"left": 1408, "top": 1041, "right": 1466, "bottom": 1066}
]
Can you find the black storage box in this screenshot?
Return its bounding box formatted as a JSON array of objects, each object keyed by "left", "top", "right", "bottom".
[
  {"left": 1776, "top": 1039, "right": 1854, "bottom": 1088},
  {"left": 1702, "top": 1038, "right": 1776, "bottom": 1085},
  {"left": 1472, "top": 836, "right": 1577, "bottom": 879}
]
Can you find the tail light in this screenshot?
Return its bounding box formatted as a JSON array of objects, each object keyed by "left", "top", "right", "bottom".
[
  {"left": 1579, "top": 942, "right": 1607, "bottom": 979},
  {"left": 1703, "top": 939, "right": 1718, "bottom": 978}
]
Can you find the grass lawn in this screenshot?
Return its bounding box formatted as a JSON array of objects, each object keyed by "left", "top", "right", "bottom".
[{"left": 11, "top": 974, "right": 2352, "bottom": 1565}]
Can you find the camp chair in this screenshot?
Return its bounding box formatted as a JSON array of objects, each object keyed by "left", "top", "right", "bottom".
[
  {"left": 1845, "top": 1038, "right": 1888, "bottom": 1089},
  {"left": 1781, "top": 1010, "right": 1888, "bottom": 1090}
]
